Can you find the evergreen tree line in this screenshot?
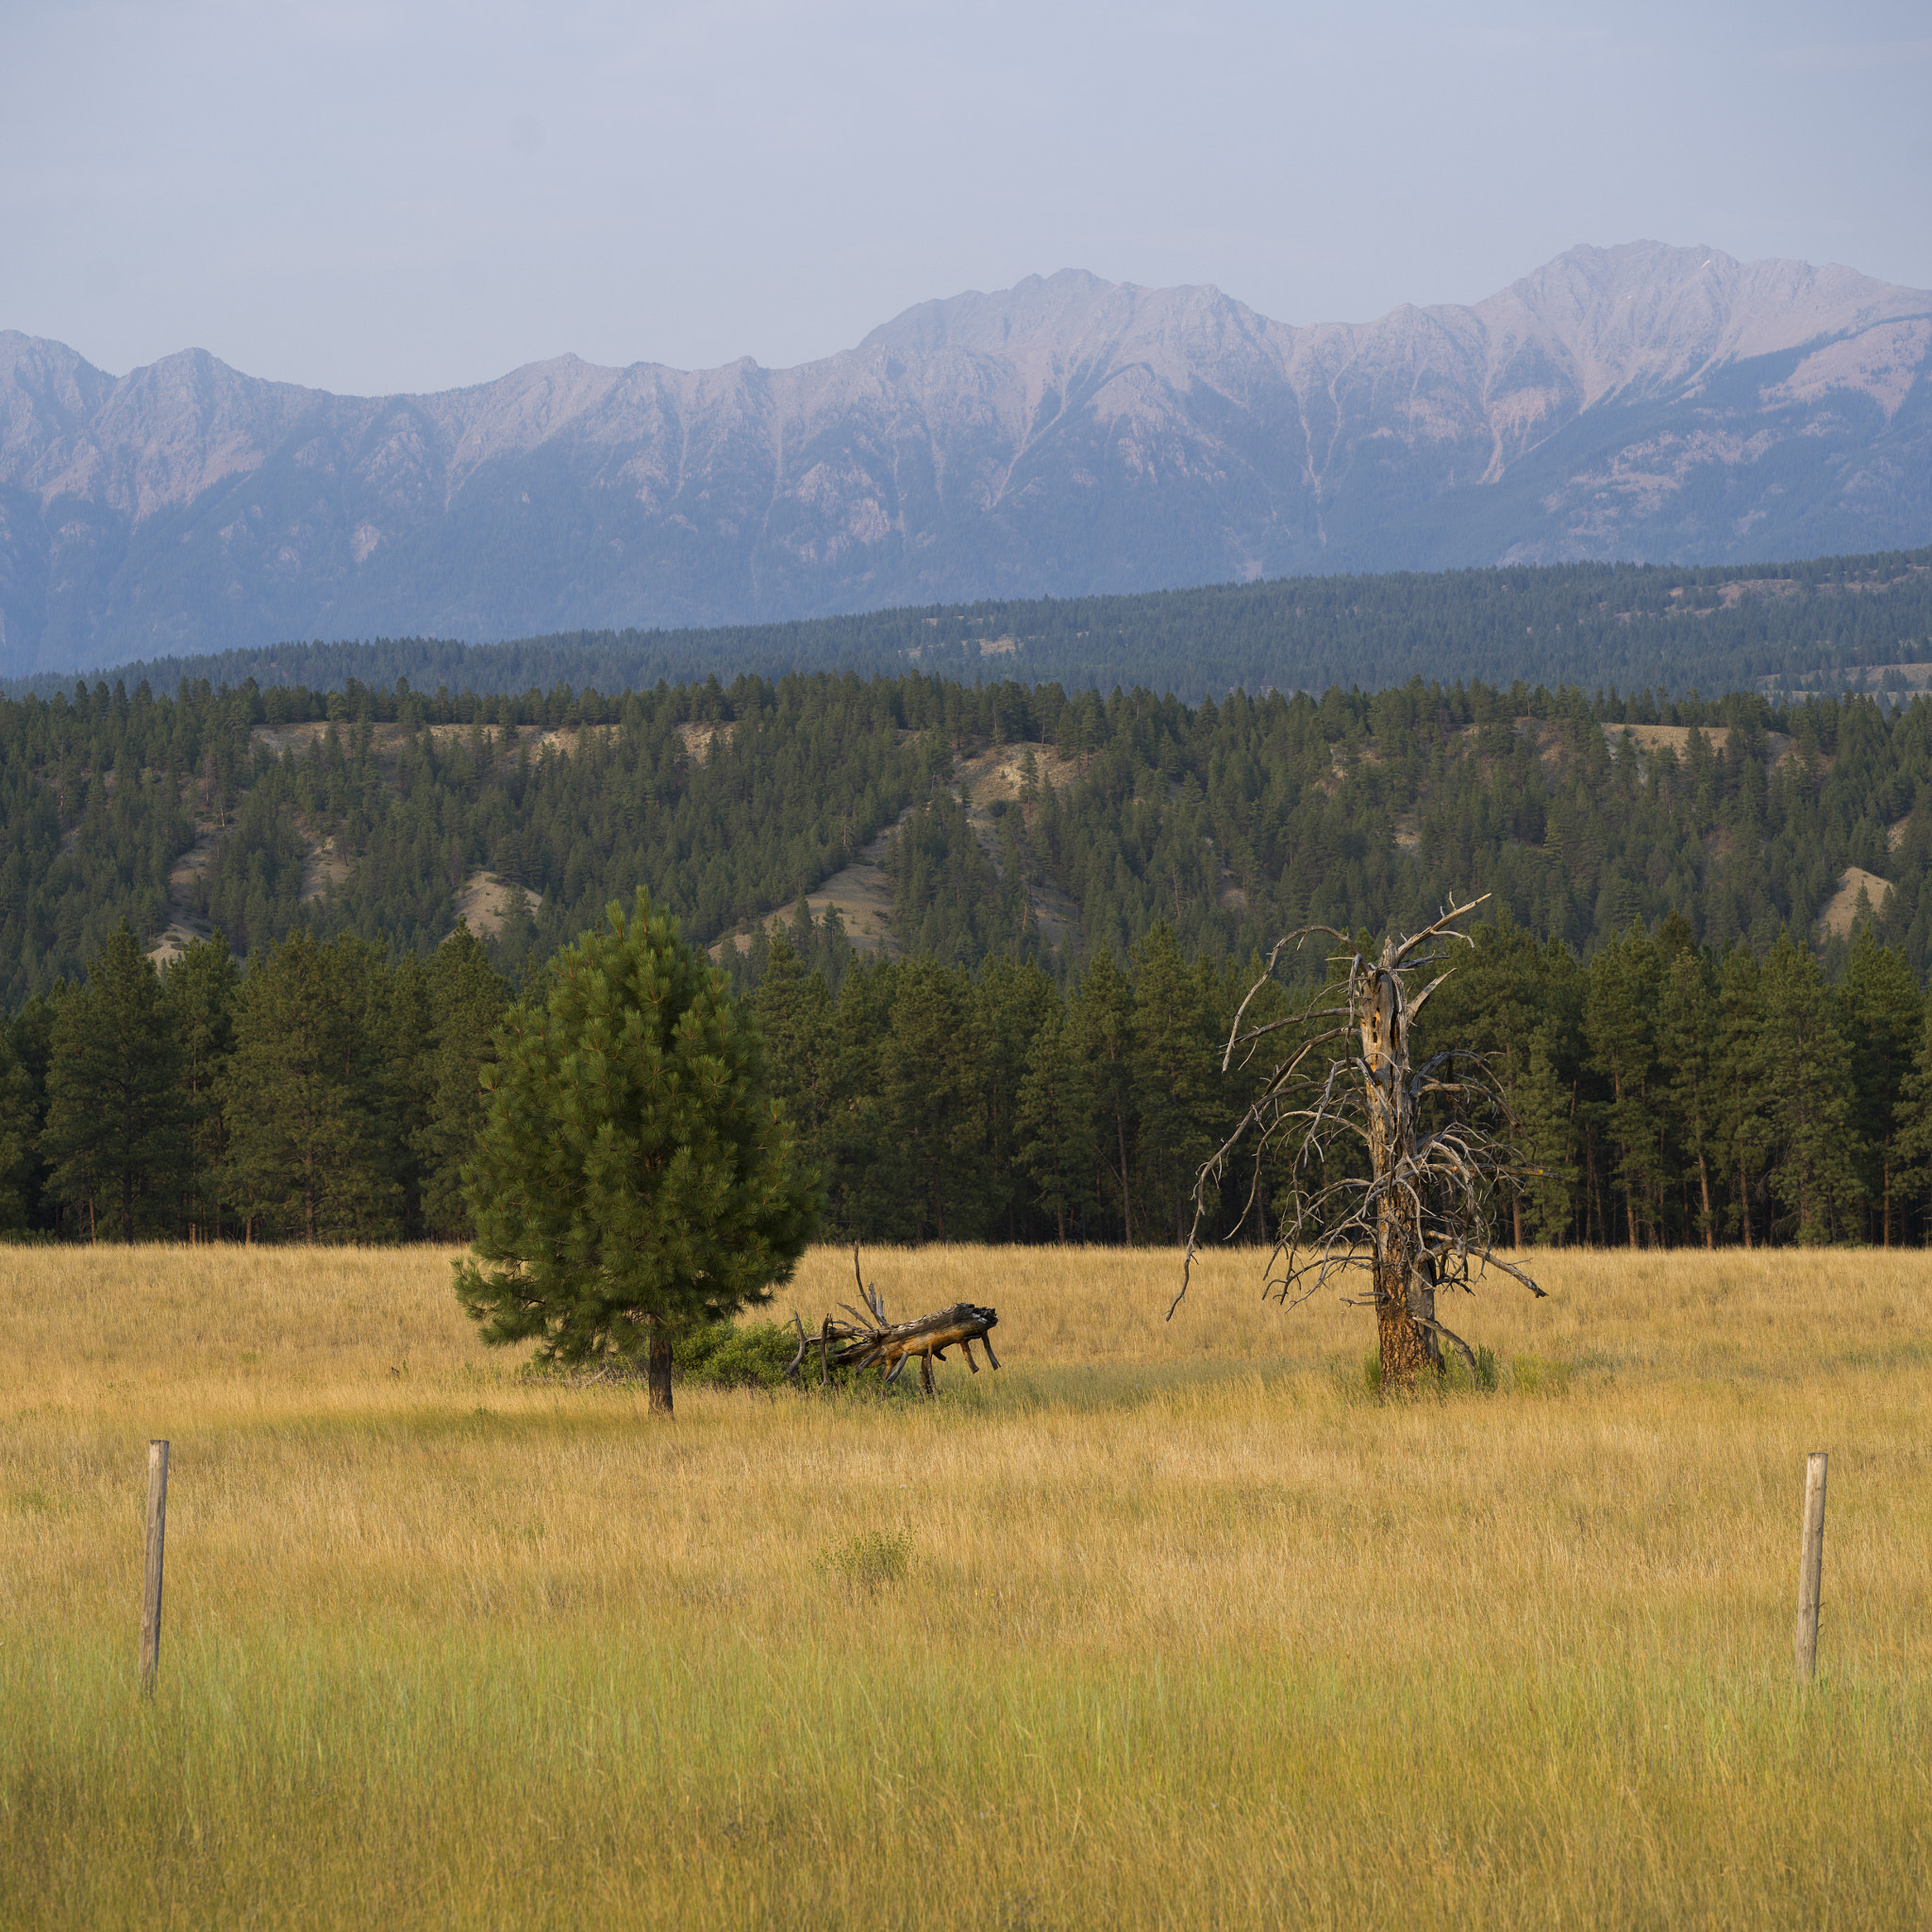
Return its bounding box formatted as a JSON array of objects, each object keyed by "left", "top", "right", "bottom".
[
  {"left": 0, "top": 924, "right": 504, "bottom": 1242},
  {"left": 747, "top": 914, "right": 1932, "bottom": 1253},
  {"left": 7, "top": 898, "right": 1924, "bottom": 1251},
  {"left": 23, "top": 541, "right": 1931, "bottom": 708},
  {"left": 14, "top": 664, "right": 1932, "bottom": 1013}
]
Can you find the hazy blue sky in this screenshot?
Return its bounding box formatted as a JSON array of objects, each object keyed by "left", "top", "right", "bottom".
[{"left": 6, "top": 0, "right": 1928, "bottom": 394}]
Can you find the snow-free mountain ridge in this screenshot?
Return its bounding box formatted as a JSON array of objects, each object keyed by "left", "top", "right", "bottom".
[{"left": 2, "top": 242, "right": 1927, "bottom": 675}]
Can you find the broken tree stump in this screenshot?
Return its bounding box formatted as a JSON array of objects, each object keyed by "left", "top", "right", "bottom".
[{"left": 787, "top": 1247, "right": 1000, "bottom": 1392}]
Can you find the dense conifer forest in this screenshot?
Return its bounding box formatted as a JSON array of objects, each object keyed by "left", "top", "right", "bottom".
[
  {"left": 15, "top": 543, "right": 1932, "bottom": 707},
  {"left": 8, "top": 649, "right": 1932, "bottom": 1249}
]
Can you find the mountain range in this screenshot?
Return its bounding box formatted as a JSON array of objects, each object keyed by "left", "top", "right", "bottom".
[{"left": 2, "top": 240, "right": 1928, "bottom": 676}]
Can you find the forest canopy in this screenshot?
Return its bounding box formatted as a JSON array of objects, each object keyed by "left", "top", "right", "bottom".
[
  {"left": 13, "top": 542, "right": 1931, "bottom": 708},
  {"left": 10, "top": 622, "right": 1932, "bottom": 1250}
]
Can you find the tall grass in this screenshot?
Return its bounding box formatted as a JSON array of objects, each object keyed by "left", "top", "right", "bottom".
[{"left": 3, "top": 1242, "right": 1928, "bottom": 1927}]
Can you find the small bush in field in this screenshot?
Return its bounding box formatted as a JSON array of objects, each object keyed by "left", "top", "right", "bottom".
[
  {"left": 673, "top": 1319, "right": 798, "bottom": 1391},
  {"left": 819, "top": 1529, "right": 912, "bottom": 1594}
]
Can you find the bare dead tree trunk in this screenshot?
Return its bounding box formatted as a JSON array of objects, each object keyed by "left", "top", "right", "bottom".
[
  {"left": 1359, "top": 955, "right": 1433, "bottom": 1388},
  {"left": 1174, "top": 901, "right": 1540, "bottom": 1396},
  {"left": 1698, "top": 1152, "right": 1714, "bottom": 1250}
]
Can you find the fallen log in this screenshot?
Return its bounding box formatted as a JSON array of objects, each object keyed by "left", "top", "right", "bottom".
[{"left": 787, "top": 1247, "right": 1000, "bottom": 1394}]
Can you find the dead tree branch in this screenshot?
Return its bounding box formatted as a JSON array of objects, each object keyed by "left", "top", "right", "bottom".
[{"left": 787, "top": 1246, "right": 1001, "bottom": 1394}]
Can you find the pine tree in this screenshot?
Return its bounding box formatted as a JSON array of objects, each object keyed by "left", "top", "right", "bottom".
[
  {"left": 1070, "top": 950, "right": 1138, "bottom": 1241},
  {"left": 414, "top": 922, "right": 510, "bottom": 1241},
  {"left": 1890, "top": 999, "right": 1932, "bottom": 1239},
  {"left": 876, "top": 958, "right": 991, "bottom": 1242},
  {"left": 0, "top": 1028, "right": 35, "bottom": 1234},
  {"left": 976, "top": 957, "right": 1058, "bottom": 1239},
  {"left": 1584, "top": 922, "right": 1664, "bottom": 1247},
  {"left": 1015, "top": 1006, "right": 1099, "bottom": 1242},
  {"left": 1757, "top": 933, "right": 1859, "bottom": 1244},
  {"left": 1715, "top": 946, "right": 1772, "bottom": 1248},
  {"left": 42, "top": 922, "right": 184, "bottom": 1241},
  {"left": 1657, "top": 946, "right": 1722, "bottom": 1248},
  {"left": 161, "top": 933, "right": 239, "bottom": 1240},
  {"left": 1129, "top": 924, "right": 1221, "bottom": 1244},
  {"left": 222, "top": 930, "right": 395, "bottom": 1242},
  {"left": 1516, "top": 1023, "right": 1579, "bottom": 1242},
  {"left": 1833, "top": 925, "right": 1923, "bottom": 1245},
  {"left": 455, "top": 889, "right": 816, "bottom": 1412},
  {"left": 750, "top": 931, "right": 834, "bottom": 1144}
]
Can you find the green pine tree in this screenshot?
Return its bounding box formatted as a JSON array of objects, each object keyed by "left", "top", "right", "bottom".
[
  {"left": 414, "top": 922, "right": 510, "bottom": 1241},
  {"left": 1890, "top": 998, "right": 1932, "bottom": 1238},
  {"left": 1657, "top": 946, "right": 1722, "bottom": 1248},
  {"left": 1015, "top": 1006, "right": 1099, "bottom": 1242},
  {"left": 1129, "top": 924, "right": 1222, "bottom": 1244},
  {"left": 161, "top": 932, "right": 239, "bottom": 1241},
  {"left": 222, "top": 929, "right": 397, "bottom": 1242},
  {"left": 455, "top": 889, "right": 817, "bottom": 1412},
  {"left": 1516, "top": 1023, "right": 1579, "bottom": 1243},
  {"left": 1834, "top": 924, "right": 1923, "bottom": 1245},
  {"left": 876, "top": 958, "right": 991, "bottom": 1242},
  {"left": 1583, "top": 922, "right": 1664, "bottom": 1248},
  {"left": 42, "top": 922, "right": 184, "bottom": 1241},
  {"left": 1070, "top": 951, "right": 1138, "bottom": 1242},
  {"left": 1715, "top": 946, "right": 1772, "bottom": 1249},
  {"left": 0, "top": 1028, "right": 36, "bottom": 1234},
  {"left": 1757, "top": 933, "right": 1859, "bottom": 1244},
  {"left": 750, "top": 931, "right": 834, "bottom": 1145}
]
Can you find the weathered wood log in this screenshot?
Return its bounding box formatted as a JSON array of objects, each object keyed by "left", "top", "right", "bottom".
[{"left": 786, "top": 1247, "right": 1000, "bottom": 1392}]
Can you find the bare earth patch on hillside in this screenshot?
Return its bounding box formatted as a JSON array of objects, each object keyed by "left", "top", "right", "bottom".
[
  {"left": 146, "top": 825, "right": 220, "bottom": 968},
  {"left": 251, "top": 721, "right": 618, "bottom": 770},
  {"left": 451, "top": 871, "right": 542, "bottom": 940},
  {"left": 1818, "top": 866, "right": 1893, "bottom": 939},
  {"left": 298, "top": 825, "right": 350, "bottom": 904},
  {"left": 1605, "top": 723, "right": 1798, "bottom": 775},
  {"left": 712, "top": 740, "right": 1088, "bottom": 963}
]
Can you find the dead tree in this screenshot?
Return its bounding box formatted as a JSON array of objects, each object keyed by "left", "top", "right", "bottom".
[
  {"left": 787, "top": 1246, "right": 1001, "bottom": 1394},
  {"left": 1171, "top": 897, "right": 1541, "bottom": 1390}
]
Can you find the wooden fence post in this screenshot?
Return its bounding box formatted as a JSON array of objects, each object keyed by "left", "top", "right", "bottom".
[
  {"left": 1795, "top": 1450, "right": 1827, "bottom": 1684},
  {"left": 141, "top": 1441, "right": 169, "bottom": 1699}
]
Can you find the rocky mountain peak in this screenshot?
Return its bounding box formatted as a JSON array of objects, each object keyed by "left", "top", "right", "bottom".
[{"left": 1, "top": 244, "right": 1926, "bottom": 674}]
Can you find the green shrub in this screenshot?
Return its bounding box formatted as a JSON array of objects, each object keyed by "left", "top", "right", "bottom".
[
  {"left": 818, "top": 1529, "right": 911, "bottom": 1594},
  {"left": 674, "top": 1319, "right": 797, "bottom": 1391}
]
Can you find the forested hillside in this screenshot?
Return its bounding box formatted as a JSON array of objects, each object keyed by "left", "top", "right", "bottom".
[
  {"left": 8, "top": 662, "right": 1932, "bottom": 1006},
  {"left": 9, "top": 660, "right": 1932, "bottom": 1250},
  {"left": 17, "top": 544, "right": 1932, "bottom": 708}
]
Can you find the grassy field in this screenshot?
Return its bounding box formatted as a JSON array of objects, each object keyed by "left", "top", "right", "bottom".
[{"left": 3, "top": 1240, "right": 1929, "bottom": 1929}]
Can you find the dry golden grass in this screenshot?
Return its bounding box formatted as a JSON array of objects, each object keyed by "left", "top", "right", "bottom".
[{"left": 3, "top": 1241, "right": 1929, "bottom": 1929}]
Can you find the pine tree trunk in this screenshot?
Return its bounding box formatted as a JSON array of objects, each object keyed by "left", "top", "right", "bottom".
[
  {"left": 1698, "top": 1152, "right": 1714, "bottom": 1251},
  {"left": 647, "top": 1326, "right": 674, "bottom": 1415},
  {"left": 1116, "top": 1114, "right": 1133, "bottom": 1245}
]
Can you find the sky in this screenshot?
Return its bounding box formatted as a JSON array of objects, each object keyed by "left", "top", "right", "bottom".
[{"left": 6, "top": 0, "right": 1930, "bottom": 396}]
